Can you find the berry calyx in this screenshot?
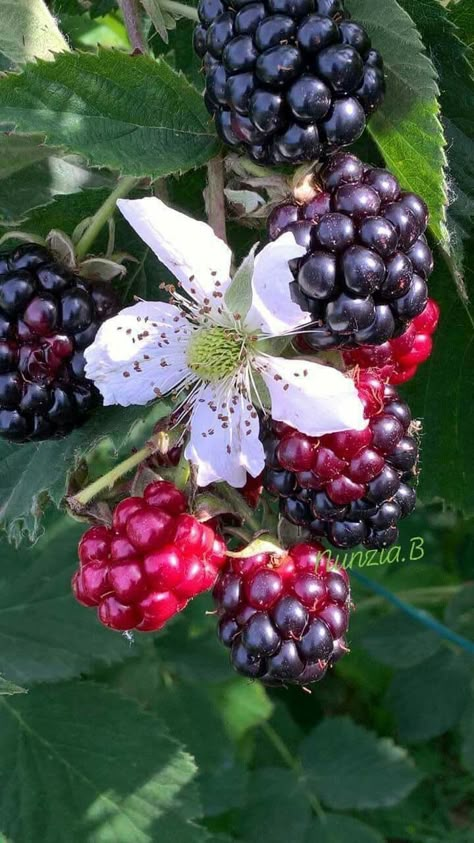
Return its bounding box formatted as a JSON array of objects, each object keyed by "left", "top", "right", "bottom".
[
  {"left": 72, "top": 480, "right": 227, "bottom": 632},
  {"left": 214, "top": 542, "right": 351, "bottom": 686}
]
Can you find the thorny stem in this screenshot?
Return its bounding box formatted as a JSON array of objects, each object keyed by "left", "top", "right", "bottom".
[
  {"left": 352, "top": 571, "right": 474, "bottom": 656},
  {"left": 118, "top": 0, "right": 148, "bottom": 52},
  {"left": 159, "top": 0, "right": 199, "bottom": 20},
  {"left": 75, "top": 177, "right": 140, "bottom": 260},
  {"left": 68, "top": 432, "right": 170, "bottom": 509},
  {"left": 206, "top": 155, "right": 227, "bottom": 243},
  {"left": 260, "top": 722, "right": 325, "bottom": 820}
]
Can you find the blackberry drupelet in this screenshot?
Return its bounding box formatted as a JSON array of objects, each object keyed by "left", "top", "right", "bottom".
[
  {"left": 0, "top": 243, "right": 119, "bottom": 441},
  {"left": 195, "top": 0, "right": 385, "bottom": 164},
  {"left": 268, "top": 152, "right": 433, "bottom": 350},
  {"left": 214, "top": 542, "right": 351, "bottom": 686},
  {"left": 262, "top": 372, "right": 418, "bottom": 549}
]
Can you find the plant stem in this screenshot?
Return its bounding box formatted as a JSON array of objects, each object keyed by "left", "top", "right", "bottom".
[
  {"left": 356, "top": 584, "right": 462, "bottom": 612},
  {"left": 352, "top": 571, "right": 474, "bottom": 656},
  {"left": 206, "top": 155, "right": 227, "bottom": 243},
  {"left": 159, "top": 0, "right": 199, "bottom": 20},
  {"left": 75, "top": 176, "right": 140, "bottom": 260},
  {"left": 118, "top": 0, "right": 147, "bottom": 52},
  {"left": 260, "top": 722, "right": 325, "bottom": 820},
  {"left": 68, "top": 432, "right": 168, "bottom": 510}
]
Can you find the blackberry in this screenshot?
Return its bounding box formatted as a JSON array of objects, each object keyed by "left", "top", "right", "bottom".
[
  {"left": 195, "top": 0, "right": 385, "bottom": 164},
  {"left": 0, "top": 243, "right": 119, "bottom": 442},
  {"left": 214, "top": 542, "right": 351, "bottom": 686},
  {"left": 268, "top": 152, "right": 433, "bottom": 350},
  {"left": 73, "top": 481, "right": 227, "bottom": 632},
  {"left": 343, "top": 298, "right": 440, "bottom": 384},
  {"left": 262, "top": 372, "right": 418, "bottom": 549}
]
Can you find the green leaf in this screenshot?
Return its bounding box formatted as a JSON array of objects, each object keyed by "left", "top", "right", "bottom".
[
  {"left": 0, "top": 513, "right": 136, "bottom": 684},
  {"left": 402, "top": 251, "right": 474, "bottom": 513},
  {"left": 387, "top": 651, "right": 471, "bottom": 742},
  {"left": 307, "top": 814, "right": 385, "bottom": 843},
  {"left": 0, "top": 139, "right": 112, "bottom": 223},
  {"left": 0, "top": 402, "right": 169, "bottom": 544},
  {"left": 0, "top": 677, "right": 27, "bottom": 695},
  {"left": 301, "top": 716, "right": 423, "bottom": 809},
  {"left": 0, "top": 50, "right": 219, "bottom": 179},
  {"left": 396, "top": 0, "right": 474, "bottom": 295},
  {"left": 211, "top": 680, "right": 273, "bottom": 742},
  {"left": 362, "top": 612, "right": 441, "bottom": 668},
  {"left": 224, "top": 244, "right": 256, "bottom": 321},
  {"left": 0, "top": 0, "right": 69, "bottom": 68},
  {"left": 460, "top": 700, "right": 474, "bottom": 775},
  {"left": 0, "top": 682, "right": 205, "bottom": 843},
  {"left": 347, "top": 0, "right": 448, "bottom": 244},
  {"left": 239, "top": 768, "right": 311, "bottom": 843},
  {"left": 450, "top": 0, "right": 474, "bottom": 50}
]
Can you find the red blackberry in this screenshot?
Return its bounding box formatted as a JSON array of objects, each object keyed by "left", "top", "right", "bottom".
[
  {"left": 195, "top": 0, "right": 384, "bottom": 164},
  {"left": 0, "top": 243, "right": 119, "bottom": 441},
  {"left": 262, "top": 372, "right": 418, "bottom": 549},
  {"left": 342, "top": 298, "right": 439, "bottom": 384},
  {"left": 214, "top": 542, "right": 351, "bottom": 686},
  {"left": 268, "top": 152, "right": 433, "bottom": 349},
  {"left": 72, "top": 480, "right": 227, "bottom": 632}
]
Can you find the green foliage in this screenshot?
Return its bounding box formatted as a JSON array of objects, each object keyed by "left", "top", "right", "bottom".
[
  {"left": 347, "top": 0, "right": 448, "bottom": 244},
  {"left": 0, "top": 50, "right": 219, "bottom": 178}
]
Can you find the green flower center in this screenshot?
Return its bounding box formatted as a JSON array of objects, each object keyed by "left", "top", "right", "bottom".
[{"left": 187, "top": 327, "right": 243, "bottom": 383}]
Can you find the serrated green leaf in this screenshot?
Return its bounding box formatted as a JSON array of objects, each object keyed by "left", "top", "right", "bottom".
[
  {"left": 387, "top": 651, "right": 471, "bottom": 742},
  {"left": 0, "top": 513, "right": 137, "bottom": 684},
  {"left": 0, "top": 682, "right": 204, "bottom": 843},
  {"left": 307, "top": 814, "right": 385, "bottom": 843},
  {"left": 239, "top": 768, "right": 311, "bottom": 843},
  {"left": 0, "top": 402, "right": 169, "bottom": 545},
  {"left": 362, "top": 612, "right": 442, "bottom": 668},
  {"left": 0, "top": 677, "right": 26, "bottom": 695},
  {"left": 301, "top": 716, "right": 423, "bottom": 809},
  {"left": 347, "top": 0, "right": 448, "bottom": 244},
  {"left": 450, "top": 0, "right": 474, "bottom": 50},
  {"left": 0, "top": 50, "right": 219, "bottom": 179},
  {"left": 0, "top": 0, "right": 69, "bottom": 68}
]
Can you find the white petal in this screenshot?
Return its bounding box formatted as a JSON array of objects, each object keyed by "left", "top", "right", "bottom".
[
  {"left": 184, "top": 382, "right": 264, "bottom": 487},
  {"left": 254, "top": 354, "right": 367, "bottom": 436},
  {"left": 117, "top": 197, "right": 233, "bottom": 314},
  {"left": 84, "top": 301, "right": 194, "bottom": 406},
  {"left": 243, "top": 232, "right": 310, "bottom": 336}
]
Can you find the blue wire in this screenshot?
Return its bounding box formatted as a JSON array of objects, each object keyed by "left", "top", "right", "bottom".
[{"left": 351, "top": 570, "right": 474, "bottom": 657}]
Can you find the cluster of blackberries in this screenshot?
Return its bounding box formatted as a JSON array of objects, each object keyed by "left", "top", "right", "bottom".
[
  {"left": 73, "top": 480, "right": 227, "bottom": 631},
  {"left": 267, "top": 152, "right": 433, "bottom": 349},
  {"left": 214, "top": 543, "right": 350, "bottom": 685},
  {"left": 194, "top": 0, "right": 384, "bottom": 164},
  {"left": 0, "top": 243, "right": 118, "bottom": 442},
  {"left": 262, "top": 372, "right": 418, "bottom": 549}
]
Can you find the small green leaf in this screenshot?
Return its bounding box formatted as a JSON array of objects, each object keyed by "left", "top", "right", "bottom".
[
  {"left": 362, "top": 612, "right": 442, "bottom": 668},
  {"left": 0, "top": 682, "right": 204, "bottom": 843},
  {"left": 347, "top": 0, "right": 448, "bottom": 244},
  {"left": 0, "top": 50, "right": 219, "bottom": 179},
  {"left": 387, "top": 651, "right": 471, "bottom": 742},
  {"left": 307, "top": 814, "right": 385, "bottom": 843},
  {"left": 224, "top": 244, "right": 257, "bottom": 321},
  {"left": 211, "top": 680, "right": 273, "bottom": 742},
  {"left": 0, "top": 0, "right": 69, "bottom": 68},
  {"left": 301, "top": 716, "right": 423, "bottom": 809}
]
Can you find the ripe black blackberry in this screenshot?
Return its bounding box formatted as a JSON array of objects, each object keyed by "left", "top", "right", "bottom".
[
  {"left": 214, "top": 542, "right": 351, "bottom": 686},
  {"left": 267, "top": 152, "right": 432, "bottom": 349},
  {"left": 195, "top": 0, "right": 384, "bottom": 164},
  {"left": 0, "top": 243, "right": 119, "bottom": 442},
  {"left": 262, "top": 372, "right": 418, "bottom": 550}
]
